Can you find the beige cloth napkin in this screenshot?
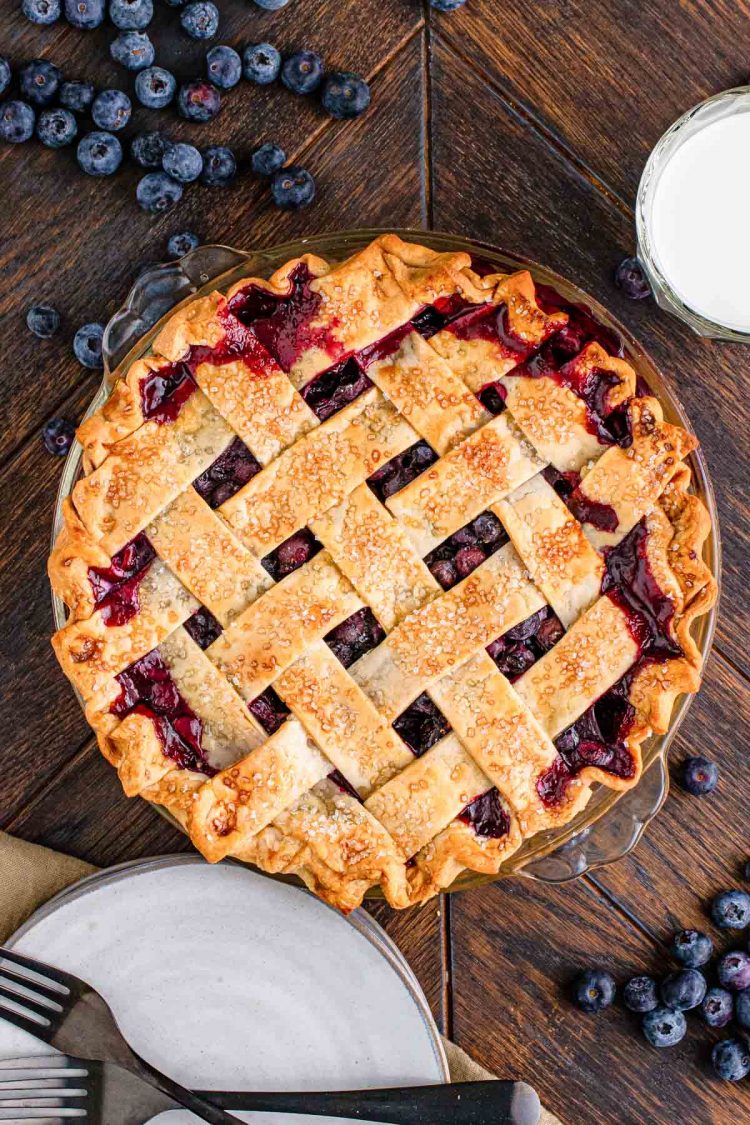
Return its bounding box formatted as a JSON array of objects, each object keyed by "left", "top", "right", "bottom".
[{"left": 0, "top": 831, "right": 561, "bottom": 1123}]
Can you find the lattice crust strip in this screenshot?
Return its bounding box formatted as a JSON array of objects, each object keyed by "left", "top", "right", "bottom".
[{"left": 49, "top": 233, "right": 717, "bottom": 912}]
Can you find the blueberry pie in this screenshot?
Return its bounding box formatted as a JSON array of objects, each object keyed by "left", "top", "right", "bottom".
[{"left": 49, "top": 234, "right": 716, "bottom": 911}]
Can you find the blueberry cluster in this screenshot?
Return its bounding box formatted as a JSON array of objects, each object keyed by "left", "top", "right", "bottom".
[{"left": 573, "top": 884, "right": 750, "bottom": 1083}]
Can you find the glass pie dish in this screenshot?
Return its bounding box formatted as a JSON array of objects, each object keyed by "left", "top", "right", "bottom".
[{"left": 50, "top": 229, "right": 721, "bottom": 894}]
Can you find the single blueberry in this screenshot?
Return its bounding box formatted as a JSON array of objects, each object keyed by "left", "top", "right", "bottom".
[
  {"left": 36, "top": 107, "right": 78, "bottom": 147},
  {"left": 717, "top": 950, "right": 750, "bottom": 991},
  {"left": 43, "top": 418, "right": 76, "bottom": 456},
  {"left": 243, "top": 42, "right": 281, "bottom": 85},
  {"left": 109, "top": 0, "right": 152, "bottom": 29},
  {"left": 701, "top": 986, "right": 734, "bottom": 1028},
  {"left": 321, "top": 72, "right": 370, "bottom": 119},
  {"left": 136, "top": 171, "right": 183, "bottom": 214},
  {"left": 735, "top": 988, "right": 750, "bottom": 1030},
  {"left": 271, "top": 165, "right": 315, "bottom": 210},
  {"left": 573, "top": 968, "right": 616, "bottom": 1013},
  {"left": 19, "top": 59, "right": 62, "bottom": 106},
  {"left": 430, "top": 0, "right": 467, "bottom": 8},
  {"left": 23, "top": 0, "right": 61, "bottom": 24},
  {"left": 59, "top": 80, "right": 95, "bottom": 112},
  {"left": 253, "top": 0, "right": 291, "bottom": 8},
  {"left": 641, "top": 1006, "right": 686, "bottom": 1048},
  {"left": 681, "top": 754, "right": 718, "bottom": 795},
  {"left": 64, "top": 0, "right": 105, "bottom": 28},
  {"left": 0, "top": 59, "right": 10, "bottom": 98},
  {"left": 250, "top": 142, "right": 286, "bottom": 176},
  {"left": 614, "top": 256, "right": 651, "bottom": 300},
  {"left": 77, "top": 131, "right": 122, "bottom": 175},
  {"left": 92, "top": 89, "right": 131, "bottom": 131},
  {"left": 180, "top": 0, "right": 219, "bottom": 39},
  {"left": 281, "top": 50, "right": 323, "bottom": 95},
  {"left": 73, "top": 322, "right": 104, "bottom": 368},
  {"left": 712, "top": 889, "right": 750, "bottom": 930},
  {"left": 200, "top": 144, "right": 235, "bottom": 186},
  {"left": 162, "top": 141, "right": 203, "bottom": 183},
  {"left": 712, "top": 1038, "right": 750, "bottom": 1082},
  {"left": 166, "top": 230, "right": 199, "bottom": 258},
  {"left": 670, "top": 929, "right": 713, "bottom": 968},
  {"left": 26, "top": 305, "right": 61, "bottom": 339},
  {"left": 110, "top": 31, "right": 155, "bottom": 70},
  {"left": 135, "top": 66, "right": 176, "bottom": 109},
  {"left": 131, "top": 130, "right": 169, "bottom": 167},
  {"left": 205, "top": 45, "right": 242, "bottom": 89},
  {"left": 177, "top": 79, "right": 220, "bottom": 122},
  {"left": 622, "top": 975, "right": 659, "bottom": 1013},
  {"left": 0, "top": 101, "right": 36, "bottom": 144},
  {"left": 660, "top": 969, "right": 706, "bottom": 1011}
]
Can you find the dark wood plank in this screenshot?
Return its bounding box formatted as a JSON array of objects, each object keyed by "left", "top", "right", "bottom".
[
  {"left": 435, "top": 0, "right": 750, "bottom": 202},
  {"left": 428, "top": 36, "right": 750, "bottom": 677}
]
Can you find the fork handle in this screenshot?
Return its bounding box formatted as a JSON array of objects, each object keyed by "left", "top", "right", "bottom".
[
  {"left": 196, "top": 1080, "right": 540, "bottom": 1124},
  {"left": 137, "top": 1058, "right": 244, "bottom": 1125}
]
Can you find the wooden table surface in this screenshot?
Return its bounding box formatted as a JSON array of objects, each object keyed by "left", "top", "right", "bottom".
[{"left": 3, "top": 2, "right": 750, "bottom": 1121}]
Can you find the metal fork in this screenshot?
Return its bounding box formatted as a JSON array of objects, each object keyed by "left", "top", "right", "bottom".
[
  {"left": 0, "top": 1054, "right": 542, "bottom": 1124},
  {"left": 0, "top": 946, "right": 243, "bottom": 1125}
]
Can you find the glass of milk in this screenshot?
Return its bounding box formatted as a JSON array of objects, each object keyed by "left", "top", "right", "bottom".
[{"left": 636, "top": 86, "right": 750, "bottom": 341}]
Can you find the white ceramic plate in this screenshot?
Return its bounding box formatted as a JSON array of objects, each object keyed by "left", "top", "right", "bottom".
[{"left": 1, "top": 856, "right": 447, "bottom": 1123}]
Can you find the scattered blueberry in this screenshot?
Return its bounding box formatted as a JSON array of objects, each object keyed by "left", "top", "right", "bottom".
[
  {"left": 205, "top": 44, "right": 241, "bottom": 89},
  {"left": 109, "top": 0, "right": 152, "bottom": 28},
  {"left": 131, "top": 129, "right": 169, "bottom": 167},
  {"left": 430, "top": 0, "right": 467, "bottom": 8},
  {"left": 271, "top": 164, "right": 315, "bottom": 210},
  {"left": 23, "top": 0, "right": 61, "bottom": 24},
  {"left": 36, "top": 107, "right": 78, "bottom": 147},
  {"left": 43, "top": 418, "right": 76, "bottom": 456},
  {"left": 110, "top": 31, "right": 155, "bottom": 70},
  {"left": 166, "top": 230, "right": 199, "bottom": 257},
  {"left": 281, "top": 50, "right": 323, "bottom": 95},
  {"left": 642, "top": 1006, "right": 686, "bottom": 1048},
  {"left": 64, "top": 0, "right": 105, "bottom": 28},
  {"left": 670, "top": 929, "right": 713, "bottom": 968},
  {"left": 162, "top": 141, "right": 203, "bottom": 183},
  {"left": 135, "top": 66, "right": 176, "bottom": 109},
  {"left": 19, "top": 59, "right": 62, "bottom": 107},
  {"left": 0, "top": 59, "right": 10, "bottom": 98},
  {"left": 573, "top": 968, "right": 616, "bottom": 1013},
  {"left": 253, "top": 0, "right": 290, "bottom": 8},
  {"left": 77, "top": 130, "right": 122, "bottom": 175},
  {"left": 73, "top": 322, "right": 104, "bottom": 368},
  {"left": 180, "top": 0, "right": 218, "bottom": 39},
  {"left": 681, "top": 755, "right": 718, "bottom": 796},
  {"left": 26, "top": 305, "right": 61, "bottom": 339},
  {"left": 136, "top": 171, "right": 183, "bottom": 214},
  {"left": 717, "top": 950, "right": 750, "bottom": 991},
  {"left": 91, "top": 89, "right": 131, "bottom": 131},
  {"left": 250, "top": 141, "right": 286, "bottom": 176},
  {"left": 712, "top": 890, "right": 750, "bottom": 930},
  {"left": 242, "top": 42, "right": 281, "bottom": 85},
  {"left": 59, "top": 80, "right": 95, "bottom": 112},
  {"left": 712, "top": 1038, "right": 750, "bottom": 1082},
  {"left": 660, "top": 969, "right": 706, "bottom": 1011},
  {"left": 701, "top": 987, "right": 734, "bottom": 1028},
  {"left": 622, "top": 975, "right": 659, "bottom": 1013},
  {"left": 735, "top": 988, "right": 750, "bottom": 1030},
  {"left": 614, "top": 256, "right": 651, "bottom": 300},
  {"left": 200, "top": 144, "right": 235, "bottom": 186},
  {"left": 0, "top": 101, "right": 36, "bottom": 144},
  {"left": 177, "top": 79, "right": 220, "bottom": 122},
  {"left": 321, "top": 72, "right": 370, "bottom": 119}
]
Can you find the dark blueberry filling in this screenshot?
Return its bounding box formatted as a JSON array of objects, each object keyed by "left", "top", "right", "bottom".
[
  {"left": 248, "top": 686, "right": 290, "bottom": 735},
  {"left": 88, "top": 532, "right": 156, "bottom": 627},
  {"left": 477, "top": 381, "right": 507, "bottom": 416},
  {"left": 602, "top": 517, "right": 682, "bottom": 661},
  {"left": 393, "top": 693, "right": 451, "bottom": 757},
  {"left": 459, "top": 787, "right": 511, "bottom": 838},
  {"left": 327, "top": 768, "right": 362, "bottom": 801},
  {"left": 261, "top": 528, "right": 322, "bottom": 581},
  {"left": 535, "top": 284, "right": 625, "bottom": 360},
  {"left": 366, "top": 440, "right": 439, "bottom": 502},
  {"left": 425, "top": 511, "right": 509, "bottom": 590},
  {"left": 566, "top": 491, "right": 620, "bottom": 533},
  {"left": 192, "top": 436, "right": 262, "bottom": 509},
  {"left": 140, "top": 361, "right": 197, "bottom": 424},
  {"left": 300, "top": 358, "right": 372, "bottom": 422},
  {"left": 541, "top": 465, "right": 581, "bottom": 503},
  {"left": 486, "top": 606, "right": 565, "bottom": 681},
  {"left": 112, "top": 648, "right": 213, "bottom": 775},
  {"left": 324, "top": 607, "right": 385, "bottom": 668},
  {"left": 184, "top": 606, "right": 222, "bottom": 650},
  {"left": 410, "top": 293, "right": 484, "bottom": 340}
]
